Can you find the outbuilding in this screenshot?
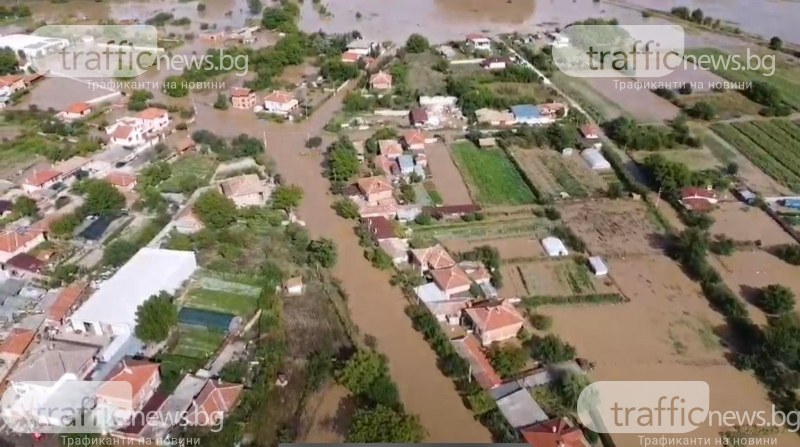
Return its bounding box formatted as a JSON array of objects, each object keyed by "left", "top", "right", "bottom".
[
  {"left": 541, "top": 237, "right": 569, "bottom": 257},
  {"left": 588, "top": 256, "right": 608, "bottom": 277},
  {"left": 581, "top": 148, "right": 611, "bottom": 171}
]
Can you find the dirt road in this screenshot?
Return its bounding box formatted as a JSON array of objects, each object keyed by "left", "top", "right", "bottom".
[{"left": 193, "top": 91, "right": 491, "bottom": 442}]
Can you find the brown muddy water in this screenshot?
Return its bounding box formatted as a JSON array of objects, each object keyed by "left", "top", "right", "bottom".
[{"left": 14, "top": 0, "right": 800, "bottom": 43}]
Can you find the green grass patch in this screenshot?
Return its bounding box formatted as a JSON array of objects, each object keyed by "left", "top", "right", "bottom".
[
  {"left": 451, "top": 141, "right": 536, "bottom": 205},
  {"left": 522, "top": 293, "right": 628, "bottom": 307},
  {"left": 171, "top": 326, "right": 226, "bottom": 358},
  {"left": 679, "top": 91, "right": 762, "bottom": 120},
  {"left": 185, "top": 288, "right": 258, "bottom": 317},
  {"left": 685, "top": 48, "right": 800, "bottom": 110},
  {"left": 160, "top": 153, "right": 218, "bottom": 193},
  {"left": 423, "top": 181, "right": 443, "bottom": 205}
]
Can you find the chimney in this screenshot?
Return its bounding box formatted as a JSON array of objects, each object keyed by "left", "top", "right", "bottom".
[{"left": 552, "top": 424, "right": 558, "bottom": 433}]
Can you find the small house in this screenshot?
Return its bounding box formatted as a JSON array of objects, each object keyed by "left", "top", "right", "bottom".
[
  {"left": 510, "top": 104, "right": 553, "bottom": 125},
  {"left": 283, "top": 277, "right": 304, "bottom": 296},
  {"left": 409, "top": 107, "right": 429, "bottom": 127},
  {"left": 580, "top": 124, "right": 600, "bottom": 140},
  {"left": 403, "top": 130, "right": 426, "bottom": 151},
  {"left": 263, "top": 91, "right": 298, "bottom": 115},
  {"left": 230, "top": 87, "right": 257, "bottom": 110},
  {"left": 466, "top": 33, "right": 492, "bottom": 51},
  {"left": 562, "top": 147, "right": 574, "bottom": 156},
  {"left": 61, "top": 102, "right": 93, "bottom": 121},
  {"left": 378, "top": 140, "right": 403, "bottom": 159},
  {"left": 369, "top": 71, "right": 393, "bottom": 90},
  {"left": 481, "top": 56, "right": 511, "bottom": 70},
  {"left": 341, "top": 51, "right": 361, "bottom": 64}
]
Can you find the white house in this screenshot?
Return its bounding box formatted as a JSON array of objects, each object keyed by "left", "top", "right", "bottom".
[
  {"left": 541, "top": 237, "right": 569, "bottom": 257},
  {"left": 283, "top": 277, "right": 304, "bottom": 296},
  {"left": 263, "top": 91, "right": 299, "bottom": 115},
  {"left": 0, "top": 34, "right": 69, "bottom": 61},
  {"left": 466, "top": 34, "right": 492, "bottom": 51},
  {"left": 69, "top": 248, "right": 197, "bottom": 336},
  {"left": 138, "top": 107, "right": 170, "bottom": 133},
  {"left": 106, "top": 118, "right": 145, "bottom": 147},
  {"left": 345, "top": 39, "right": 379, "bottom": 56}
]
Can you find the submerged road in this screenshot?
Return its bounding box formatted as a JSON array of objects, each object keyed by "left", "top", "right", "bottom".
[{"left": 193, "top": 88, "right": 492, "bottom": 441}]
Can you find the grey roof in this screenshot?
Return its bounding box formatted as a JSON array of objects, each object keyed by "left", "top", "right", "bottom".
[
  {"left": 160, "top": 374, "right": 208, "bottom": 422},
  {"left": 0, "top": 278, "right": 25, "bottom": 297},
  {"left": 496, "top": 389, "right": 549, "bottom": 428},
  {"left": 398, "top": 154, "right": 414, "bottom": 170},
  {"left": 11, "top": 341, "right": 98, "bottom": 382},
  {"left": 346, "top": 39, "right": 375, "bottom": 49}
]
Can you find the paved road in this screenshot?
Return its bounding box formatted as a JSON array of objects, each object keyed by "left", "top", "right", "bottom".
[{"left": 192, "top": 88, "right": 492, "bottom": 441}]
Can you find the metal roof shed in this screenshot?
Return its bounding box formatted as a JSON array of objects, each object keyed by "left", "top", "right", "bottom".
[
  {"left": 589, "top": 256, "right": 609, "bottom": 276},
  {"left": 581, "top": 148, "right": 611, "bottom": 170},
  {"left": 541, "top": 237, "right": 569, "bottom": 257}
]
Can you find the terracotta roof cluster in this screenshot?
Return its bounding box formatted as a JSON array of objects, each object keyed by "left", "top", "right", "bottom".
[
  {"left": 0, "top": 328, "right": 36, "bottom": 357},
  {"left": 0, "top": 228, "right": 45, "bottom": 254},
  {"left": 411, "top": 244, "right": 456, "bottom": 270},
  {"left": 138, "top": 107, "right": 168, "bottom": 120},
  {"left": 357, "top": 176, "right": 393, "bottom": 196},
  {"left": 464, "top": 301, "right": 525, "bottom": 333},
  {"left": 519, "top": 418, "right": 587, "bottom": 447},
  {"left": 431, "top": 264, "right": 472, "bottom": 291},
  {"left": 264, "top": 90, "right": 295, "bottom": 104},
  {"left": 98, "top": 357, "right": 160, "bottom": 402},
  {"left": 219, "top": 174, "right": 263, "bottom": 198}
]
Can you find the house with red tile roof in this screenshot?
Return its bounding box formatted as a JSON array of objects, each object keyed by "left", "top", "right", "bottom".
[
  {"left": 219, "top": 174, "right": 271, "bottom": 207},
  {"left": 451, "top": 334, "right": 502, "bottom": 389},
  {"left": 579, "top": 124, "right": 600, "bottom": 140},
  {"left": 0, "top": 75, "right": 27, "bottom": 96},
  {"left": 0, "top": 328, "right": 36, "bottom": 364},
  {"left": 108, "top": 120, "right": 145, "bottom": 147},
  {"left": 263, "top": 90, "right": 299, "bottom": 115},
  {"left": 431, "top": 264, "right": 472, "bottom": 297},
  {"left": 46, "top": 282, "right": 90, "bottom": 324},
  {"left": 4, "top": 253, "right": 45, "bottom": 277},
  {"left": 22, "top": 169, "right": 61, "bottom": 193},
  {"left": 105, "top": 171, "right": 138, "bottom": 190},
  {"left": 520, "top": 418, "right": 589, "bottom": 447},
  {"left": 410, "top": 244, "right": 456, "bottom": 272},
  {"left": 0, "top": 229, "right": 46, "bottom": 263},
  {"left": 680, "top": 187, "right": 719, "bottom": 212},
  {"left": 481, "top": 56, "right": 512, "bottom": 70},
  {"left": 378, "top": 139, "right": 403, "bottom": 159},
  {"left": 174, "top": 208, "right": 204, "bottom": 234},
  {"left": 464, "top": 301, "right": 525, "bottom": 345},
  {"left": 138, "top": 107, "right": 170, "bottom": 133},
  {"left": 341, "top": 51, "right": 361, "bottom": 64},
  {"left": 369, "top": 71, "right": 392, "bottom": 90},
  {"left": 185, "top": 379, "right": 243, "bottom": 427},
  {"left": 61, "top": 102, "right": 93, "bottom": 121},
  {"left": 363, "top": 216, "right": 396, "bottom": 242},
  {"left": 402, "top": 130, "right": 426, "bottom": 151},
  {"left": 466, "top": 33, "right": 492, "bottom": 50},
  {"left": 97, "top": 358, "right": 161, "bottom": 414},
  {"left": 230, "top": 87, "right": 257, "bottom": 109},
  {"left": 356, "top": 176, "right": 394, "bottom": 204}
]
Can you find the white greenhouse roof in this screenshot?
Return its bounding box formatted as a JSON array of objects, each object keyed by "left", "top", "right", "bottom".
[
  {"left": 589, "top": 256, "right": 609, "bottom": 275},
  {"left": 541, "top": 237, "right": 569, "bottom": 257},
  {"left": 581, "top": 148, "right": 611, "bottom": 170},
  {"left": 70, "top": 248, "right": 197, "bottom": 329}
]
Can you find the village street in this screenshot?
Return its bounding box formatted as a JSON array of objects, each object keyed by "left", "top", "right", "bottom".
[{"left": 191, "top": 88, "right": 492, "bottom": 442}]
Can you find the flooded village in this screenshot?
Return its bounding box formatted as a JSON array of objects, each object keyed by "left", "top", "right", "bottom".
[{"left": 0, "top": 0, "right": 799, "bottom": 446}]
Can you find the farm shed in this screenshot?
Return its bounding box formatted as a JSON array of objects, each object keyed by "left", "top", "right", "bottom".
[
  {"left": 69, "top": 248, "right": 197, "bottom": 336},
  {"left": 581, "top": 148, "right": 611, "bottom": 170},
  {"left": 588, "top": 256, "right": 608, "bottom": 276},
  {"left": 496, "top": 388, "right": 549, "bottom": 428},
  {"left": 541, "top": 237, "right": 569, "bottom": 257}
]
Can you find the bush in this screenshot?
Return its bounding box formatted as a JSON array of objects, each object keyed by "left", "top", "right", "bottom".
[
  {"left": 544, "top": 207, "right": 561, "bottom": 221},
  {"left": 522, "top": 294, "right": 627, "bottom": 307},
  {"left": 774, "top": 244, "right": 800, "bottom": 265},
  {"left": 488, "top": 344, "right": 528, "bottom": 379},
  {"left": 405, "top": 34, "right": 429, "bottom": 53},
  {"left": 530, "top": 334, "right": 576, "bottom": 363},
  {"left": 686, "top": 101, "right": 716, "bottom": 120},
  {"left": 333, "top": 199, "right": 359, "bottom": 219},
  {"left": 759, "top": 284, "right": 796, "bottom": 315},
  {"left": 529, "top": 313, "right": 553, "bottom": 330}
]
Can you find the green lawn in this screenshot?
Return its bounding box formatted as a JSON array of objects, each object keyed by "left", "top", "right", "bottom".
[
  {"left": 684, "top": 48, "right": 800, "bottom": 110},
  {"left": 451, "top": 141, "right": 536, "bottom": 204},
  {"left": 172, "top": 326, "right": 226, "bottom": 358},
  {"left": 185, "top": 288, "right": 258, "bottom": 317},
  {"left": 160, "top": 153, "right": 218, "bottom": 193}
]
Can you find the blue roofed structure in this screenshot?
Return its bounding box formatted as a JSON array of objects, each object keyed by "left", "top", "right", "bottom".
[
  {"left": 397, "top": 154, "right": 415, "bottom": 175},
  {"left": 510, "top": 104, "right": 549, "bottom": 125}
]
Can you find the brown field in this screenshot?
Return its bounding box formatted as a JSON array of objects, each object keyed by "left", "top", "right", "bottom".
[
  {"left": 711, "top": 250, "right": 800, "bottom": 325},
  {"left": 681, "top": 91, "right": 762, "bottom": 120},
  {"left": 559, "top": 200, "right": 667, "bottom": 257},
  {"left": 301, "top": 383, "right": 353, "bottom": 443},
  {"left": 444, "top": 236, "right": 546, "bottom": 260},
  {"left": 543, "top": 255, "right": 794, "bottom": 445},
  {"left": 425, "top": 141, "right": 473, "bottom": 205},
  {"left": 584, "top": 77, "right": 680, "bottom": 123},
  {"left": 710, "top": 202, "right": 797, "bottom": 247},
  {"left": 631, "top": 148, "right": 722, "bottom": 171},
  {"left": 510, "top": 259, "right": 619, "bottom": 297}
]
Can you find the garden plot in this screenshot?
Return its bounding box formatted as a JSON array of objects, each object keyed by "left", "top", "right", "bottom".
[
  {"left": 710, "top": 202, "right": 796, "bottom": 247},
  {"left": 559, "top": 200, "right": 667, "bottom": 257},
  {"left": 515, "top": 260, "right": 618, "bottom": 297},
  {"left": 543, "top": 255, "right": 785, "bottom": 446},
  {"left": 510, "top": 148, "right": 607, "bottom": 200},
  {"left": 171, "top": 326, "right": 226, "bottom": 359},
  {"left": 451, "top": 142, "right": 536, "bottom": 205},
  {"left": 184, "top": 287, "right": 258, "bottom": 317},
  {"left": 711, "top": 250, "right": 800, "bottom": 326},
  {"left": 160, "top": 153, "right": 219, "bottom": 193},
  {"left": 282, "top": 281, "right": 349, "bottom": 358},
  {"left": 444, "top": 235, "right": 548, "bottom": 260}
]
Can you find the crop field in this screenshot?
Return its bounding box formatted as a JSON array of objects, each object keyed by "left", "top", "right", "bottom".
[
  {"left": 504, "top": 260, "right": 619, "bottom": 297},
  {"left": 509, "top": 148, "right": 607, "bottom": 200},
  {"left": 160, "top": 153, "right": 219, "bottom": 193},
  {"left": 631, "top": 148, "right": 722, "bottom": 171},
  {"left": 486, "top": 82, "right": 556, "bottom": 104},
  {"left": 416, "top": 218, "right": 551, "bottom": 245},
  {"left": 680, "top": 91, "right": 762, "bottom": 120},
  {"left": 711, "top": 120, "right": 800, "bottom": 192},
  {"left": 543, "top": 255, "right": 788, "bottom": 445},
  {"left": 282, "top": 282, "right": 349, "bottom": 358},
  {"left": 685, "top": 48, "right": 800, "bottom": 110},
  {"left": 445, "top": 235, "right": 548, "bottom": 260},
  {"left": 450, "top": 142, "right": 537, "bottom": 204},
  {"left": 172, "top": 326, "right": 226, "bottom": 359},
  {"left": 710, "top": 202, "right": 796, "bottom": 247},
  {"left": 184, "top": 287, "right": 258, "bottom": 317},
  {"left": 558, "top": 200, "right": 667, "bottom": 257}
]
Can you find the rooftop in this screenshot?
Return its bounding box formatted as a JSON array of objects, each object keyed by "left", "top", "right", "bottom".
[
  {"left": 410, "top": 244, "right": 456, "bottom": 270},
  {"left": 519, "top": 418, "right": 587, "bottom": 447},
  {"left": 47, "top": 282, "right": 90, "bottom": 322},
  {"left": 219, "top": 174, "right": 263, "bottom": 198},
  {"left": 98, "top": 357, "right": 160, "bottom": 401},
  {"left": 510, "top": 104, "right": 541, "bottom": 119},
  {"left": 403, "top": 130, "right": 426, "bottom": 146},
  {"left": 138, "top": 107, "right": 168, "bottom": 120},
  {"left": 264, "top": 90, "right": 295, "bottom": 104},
  {"left": 230, "top": 87, "right": 253, "bottom": 97},
  {"left": 65, "top": 102, "right": 92, "bottom": 115},
  {"left": 464, "top": 301, "right": 525, "bottom": 333},
  {"left": 431, "top": 265, "right": 472, "bottom": 291},
  {"left": 451, "top": 335, "right": 502, "bottom": 389},
  {"left": 0, "top": 328, "right": 36, "bottom": 357},
  {"left": 5, "top": 253, "right": 45, "bottom": 273},
  {"left": 24, "top": 169, "right": 61, "bottom": 187},
  {"left": 10, "top": 340, "right": 98, "bottom": 382},
  {"left": 105, "top": 171, "right": 137, "bottom": 188},
  {"left": 357, "top": 176, "right": 393, "bottom": 195}
]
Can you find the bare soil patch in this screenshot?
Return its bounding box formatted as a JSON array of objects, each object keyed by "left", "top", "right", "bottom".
[
  {"left": 584, "top": 77, "right": 680, "bottom": 123},
  {"left": 444, "top": 236, "right": 546, "bottom": 260},
  {"left": 301, "top": 384, "right": 353, "bottom": 443},
  {"left": 542, "top": 255, "right": 786, "bottom": 445},
  {"left": 631, "top": 148, "right": 722, "bottom": 171},
  {"left": 559, "top": 199, "right": 667, "bottom": 257},
  {"left": 711, "top": 250, "right": 800, "bottom": 325},
  {"left": 510, "top": 148, "right": 608, "bottom": 199},
  {"left": 425, "top": 141, "right": 473, "bottom": 205},
  {"left": 710, "top": 202, "right": 796, "bottom": 247},
  {"left": 515, "top": 260, "right": 619, "bottom": 297}
]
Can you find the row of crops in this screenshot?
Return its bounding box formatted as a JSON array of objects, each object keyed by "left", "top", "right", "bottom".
[{"left": 711, "top": 120, "right": 800, "bottom": 192}]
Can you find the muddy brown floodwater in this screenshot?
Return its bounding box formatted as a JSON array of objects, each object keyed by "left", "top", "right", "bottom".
[{"left": 191, "top": 88, "right": 492, "bottom": 441}]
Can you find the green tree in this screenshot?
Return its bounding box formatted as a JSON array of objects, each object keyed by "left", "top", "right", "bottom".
[
  {"left": 405, "top": 34, "right": 429, "bottom": 53},
  {"left": 769, "top": 36, "right": 783, "bottom": 51},
  {"left": 193, "top": 190, "right": 238, "bottom": 230},
  {"left": 346, "top": 405, "right": 425, "bottom": 442},
  {"left": 308, "top": 238, "right": 337, "bottom": 267},
  {"left": 774, "top": 244, "right": 800, "bottom": 265},
  {"left": 305, "top": 136, "right": 323, "bottom": 149},
  {"left": 247, "top": 0, "right": 263, "bottom": 15},
  {"left": 13, "top": 196, "right": 38, "bottom": 217},
  {"left": 50, "top": 213, "right": 82, "bottom": 237},
  {"left": 213, "top": 92, "right": 230, "bottom": 110},
  {"left": 102, "top": 239, "right": 139, "bottom": 267},
  {"left": 127, "top": 89, "right": 153, "bottom": 111},
  {"left": 139, "top": 162, "right": 172, "bottom": 188},
  {"left": 197, "top": 3, "right": 206, "bottom": 12},
  {"left": 336, "top": 351, "right": 387, "bottom": 394},
  {"left": 530, "top": 313, "right": 553, "bottom": 330},
  {"left": 134, "top": 291, "right": 178, "bottom": 343},
  {"left": 399, "top": 182, "right": 416, "bottom": 203},
  {"left": 0, "top": 47, "right": 19, "bottom": 75},
  {"left": 164, "top": 75, "right": 189, "bottom": 97},
  {"left": 369, "top": 248, "right": 394, "bottom": 270},
  {"left": 326, "top": 137, "right": 360, "bottom": 182},
  {"left": 80, "top": 180, "right": 125, "bottom": 216},
  {"left": 489, "top": 344, "right": 528, "bottom": 378},
  {"left": 764, "top": 314, "right": 800, "bottom": 370},
  {"left": 531, "top": 334, "right": 577, "bottom": 363},
  {"left": 686, "top": 101, "right": 716, "bottom": 120},
  {"left": 333, "top": 199, "right": 359, "bottom": 219},
  {"left": 759, "top": 284, "right": 796, "bottom": 315},
  {"left": 271, "top": 184, "right": 304, "bottom": 211}
]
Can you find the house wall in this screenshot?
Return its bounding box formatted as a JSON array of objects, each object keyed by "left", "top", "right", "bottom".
[
  {"left": 444, "top": 283, "right": 471, "bottom": 297},
  {"left": 142, "top": 115, "right": 169, "bottom": 133},
  {"left": 232, "top": 95, "right": 256, "bottom": 109},
  {"left": 479, "top": 322, "right": 523, "bottom": 345},
  {"left": 372, "top": 81, "right": 391, "bottom": 90},
  {"left": 264, "top": 100, "right": 299, "bottom": 115}
]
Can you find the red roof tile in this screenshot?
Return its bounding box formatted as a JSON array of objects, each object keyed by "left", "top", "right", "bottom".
[
  {"left": 520, "top": 418, "right": 587, "bottom": 447},
  {"left": 105, "top": 171, "right": 137, "bottom": 188},
  {"left": 138, "top": 107, "right": 168, "bottom": 120},
  {"left": 465, "top": 302, "right": 525, "bottom": 333},
  {"left": 431, "top": 265, "right": 472, "bottom": 291},
  {"left": 455, "top": 335, "right": 502, "bottom": 389},
  {"left": 47, "top": 282, "right": 90, "bottom": 322},
  {"left": 0, "top": 229, "right": 45, "bottom": 254},
  {"left": 65, "top": 102, "right": 92, "bottom": 115},
  {"left": 190, "top": 380, "right": 243, "bottom": 426},
  {"left": 98, "top": 358, "right": 160, "bottom": 403},
  {"left": 5, "top": 252, "right": 45, "bottom": 273},
  {"left": 24, "top": 169, "right": 61, "bottom": 187},
  {"left": 0, "top": 328, "right": 36, "bottom": 357},
  {"left": 264, "top": 90, "right": 295, "bottom": 104},
  {"left": 364, "top": 216, "right": 395, "bottom": 240}
]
